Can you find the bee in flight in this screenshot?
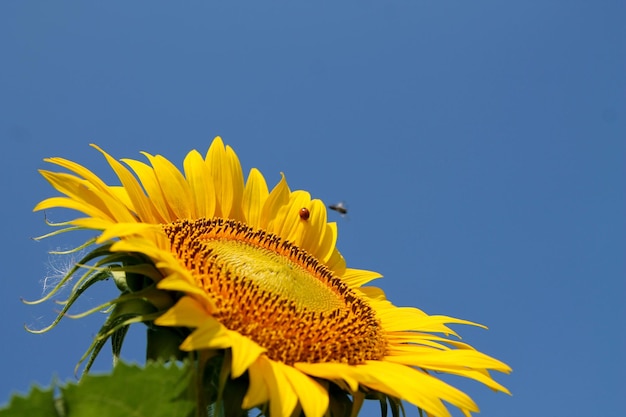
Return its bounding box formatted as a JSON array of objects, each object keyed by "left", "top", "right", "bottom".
[{"left": 328, "top": 201, "right": 348, "bottom": 216}]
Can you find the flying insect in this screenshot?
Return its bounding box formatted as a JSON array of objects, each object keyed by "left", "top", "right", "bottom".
[{"left": 328, "top": 201, "right": 348, "bottom": 216}]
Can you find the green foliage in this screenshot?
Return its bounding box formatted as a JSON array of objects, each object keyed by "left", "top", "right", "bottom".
[
  {"left": 0, "top": 361, "right": 194, "bottom": 417},
  {"left": 0, "top": 385, "right": 58, "bottom": 417}
]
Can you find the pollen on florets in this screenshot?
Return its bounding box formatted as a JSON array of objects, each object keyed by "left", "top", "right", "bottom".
[{"left": 162, "top": 218, "right": 388, "bottom": 365}]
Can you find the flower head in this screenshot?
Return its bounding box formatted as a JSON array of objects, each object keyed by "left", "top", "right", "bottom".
[{"left": 33, "top": 137, "right": 510, "bottom": 417}]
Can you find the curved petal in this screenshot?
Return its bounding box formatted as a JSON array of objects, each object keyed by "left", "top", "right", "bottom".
[
  {"left": 154, "top": 296, "right": 211, "bottom": 328},
  {"left": 260, "top": 173, "right": 290, "bottom": 229},
  {"left": 43, "top": 155, "right": 110, "bottom": 193},
  {"left": 298, "top": 199, "right": 328, "bottom": 257},
  {"left": 242, "top": 168, "right": 269, "bottom": 228},
  {"left": 123, "top": 158, "right": 175, "bottom": 221},
  {"left": 354, "top": 361, "right": 478, "bottom": 417},
  {"left": 38, "top": 171, "right": 135, "bottom": 223},
  {"left": 318, "top": 223, "right": 338, "bottom": 264},
  {"left": 294, "top": 362, "right": 360, "bottom": 392},
  {"left": 142, "top": 153, "right": 193, "bottom": 220},
  {"left": 183, "top": 149, "right": 216, "bottom": 219},
  {"left": 111, "top": 238, "right": 178, "bottom": 268},
  {"left": 355, "top": 286, "right": 387, "bottom": 302},
  {"left": 258, "top": 356, "right": 298, "bottom": 417},
  {"left": 69, "top": 217, "right": 115, "bottom": 231},
  {"left": 385, "top": 348, "right": 512, "bottom": 376},
  {"left": 35, "top": 196, "right": 113, "bottom": 221},
  {"left": 242, "top": 359, "right": 270, "bottom": 408},
  {"left": 205, "top": 137, "right": 245, "bottom": 220},
  {"left": 386, "top": 352, "right": 511, "bottom": 394},
  {"left": 270, "top": 190, "right": 311, "bottom": 244},
  {"left": 376, "top": 304, "right": 476, "bottom": 335},
  {"left": 342, "top": 268, "right": 383, "bottom": 288},
  {"left": 157, "top": 276, "right": 215, "bottom": 305},
  {"left": 278, "top": 361, "right": 329, "bottom": 417},
  {"left": 92, "top": 144, "right": 162, "bottom": 223},
  {"left": 227, "top": 330, "right": 267, "bottom": 378},
  {"left": 224, "top": 144, "right": 245, "bottom": 221},
  {"left": 96, "top": 222, "right": 162, "bottom": 242},
  {"left": 180, "top": 318, "right": 232, "bottom": 351},
  {"left": 324, "top": 246, "right": 346, "bottom": 275}
]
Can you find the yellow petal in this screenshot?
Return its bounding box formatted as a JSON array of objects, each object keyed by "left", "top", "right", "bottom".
[
  {"left": 180, "top": 319, "right": 232, "bottom": 351},
  {"left": 258, "top": 357, "right": 298, "bottom": 417},
  {"left": 35, "top": 196, "right": 112, "bottom": 220},
  {"left": 260, "top": 173, "right": 290, "bottom": 228},
  {"left": 110, "top": 236, "right": 176, "bottom": 262},
  {"left": 154, "top": 296, "right": 210, "bottom": 328},
  {"left": 242, "top": 359, "right": 270, "bottom": 408},
  {"left": 242, "top": 168, "right": 269, "bottom": 228},
  {"left": 387, "top": 351, "right": 511, "bottom": 393},
  {"left": 96, "top": 222, "right": 162, "bottom": 242},
  {"left": 298, "top": 199, "right": 328, "bottom": 257},
  {"left": 342, "top": 268, "right": 383, "bottom": 288},
  {"left": 385, "top": 348, "right": 512, "bottom": 375},
  {"left": 157, "top": 277, "right": 216, "bottom": 305},
  {"left": 183, "top": 149, "right": 216, "bottom": 219},
  {"left": 227, "top": 329, "right": 267, "bottom": 378},
  {"left": 224, "top": 144, "right": 245, "bottom": 221},
  {"left": 91, "top": 144, "right": 162, "bottom": 223},
  {"left": 354, "top": 361, "right": 478, "bottom": 417},
  {"left": 108, "top": 186, "right": 132, "bottom": 208},
  {"left": 205, "top": 137, "right": 245, "bottom": 220},
  {"left": 356, "top": 286, "right": 387, "bottom": 301},
  {"left": 43, "top": 156, "right": 110, "bottom": 193},
  {"left": 270, "top": 190, "right": 311, "bottom": 244},
  {"left": 123, "top": 158, "right": 175, "bottom": 221},
  {"left": 278, "top": 362, "right": 328, "bottom": 417},
  {"left": 69, "top": 217, "right": 115, "bottom": 230},
  {"left": 294, "top": 362, "right": 360, "bottom": 392},
  {"left": 205, "top": 137, "right": 226, "bottom": 217},
  {"left": 324, "top": 246, "right": 346, "bottom": 275},
  {"left": 38, "top": 171, "right": 136, "bottom": 223},
  {"left": 318, "top": 222, "right": 338, "bottom": 264},
  {"left": 379, "top": 307, "right": 482, "bottom": 335},
  {"left": 142, "top": 153, "right": 193, "bottom": 219},
  {"left": 385, "top": 331, "right": 477, "bottom": 351}
]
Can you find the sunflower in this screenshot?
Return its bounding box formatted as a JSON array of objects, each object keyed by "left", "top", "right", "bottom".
[{"left": 32, "top": 137, "right": 510, "bottom": 417}]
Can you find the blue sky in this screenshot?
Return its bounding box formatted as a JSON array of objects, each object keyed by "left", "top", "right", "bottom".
[{"left": 1, "top": 2, "right": 624, "bottom": 416}]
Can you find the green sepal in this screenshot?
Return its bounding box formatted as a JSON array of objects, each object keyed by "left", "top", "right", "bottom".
[
  {"left": 111, "top": 255, "right": 162, "bottom": 293},
  {"left": 24, "top": 267, "right": 113, "bottom": 335},
  {"left": 219, "top": 375, "right": 248, "bottom": 417},
  {"left": 23, "top": 243, "right": 114, "bottom": 306},
  {"left": 327, "top": 383, "right": 354, "bottom": 417},
  {"left": 75, "top": 285, "right": 174, "bottom": 375},
  {"left": 111, "top": 324, "right": 129, "bottom": 366},
  {"left": 146, "top": 325, "right": 187, "bottom": 362}
]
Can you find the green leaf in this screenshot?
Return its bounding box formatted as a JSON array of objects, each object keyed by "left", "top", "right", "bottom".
[
  {"left": 1, "top": 385, "right": 60, "bottom": 417},
  {"left": 0, "top": 361, "right": 195, "bottom": 417},
  {"left": 62, "top": 361, "right": 194, "bottom": 417}
]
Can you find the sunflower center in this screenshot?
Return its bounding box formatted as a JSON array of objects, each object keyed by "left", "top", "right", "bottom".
[
  {"left": 163, "top": 218, "right": 387, "bottom": 365},
  {"left": 203, "top": 240, "right": 345, "bottom": 312}
]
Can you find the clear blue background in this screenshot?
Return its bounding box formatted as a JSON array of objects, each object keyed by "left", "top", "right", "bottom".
[{"left": 1, "top": 2, "right": 624, "bottom": 416}]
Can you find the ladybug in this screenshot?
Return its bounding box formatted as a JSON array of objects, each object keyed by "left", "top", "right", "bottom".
[{"left": 299, "top": 207, "right": 310, "bottom": 220}]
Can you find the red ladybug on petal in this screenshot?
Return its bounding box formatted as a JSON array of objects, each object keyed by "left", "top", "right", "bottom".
[{"left": 299, "top": 207, "right": 310, "bottom": 220}]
